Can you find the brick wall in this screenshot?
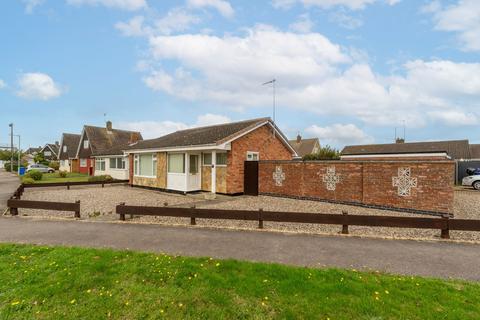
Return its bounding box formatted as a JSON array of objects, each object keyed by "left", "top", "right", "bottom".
[
  {"left": 259, "top": 160, "right": 455, "bottom": 214},
  {"left": 227, "top": 125, "right": 294, "bottom": 194}
]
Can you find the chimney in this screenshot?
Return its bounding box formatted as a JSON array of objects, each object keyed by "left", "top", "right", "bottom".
[
  {"left": 296, "top": 134, "right": 302, "bottom": 143},
  {"left": 55, "top": 141, "right": 59, "bottom": 146},
  {"left": 396, "top": 138, "right": 405, "bottom": 144},
  {"left": 129, "top": 132, "right": 140, "bottom": 144},
  {"left": 106, "top": 121, "right": 112, "bottom": 131}
]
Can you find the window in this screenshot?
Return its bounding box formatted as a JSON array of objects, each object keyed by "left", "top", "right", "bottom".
[
  {"left": 203, "top": 153, "right": 212, "bottom": 166},
  {"left": 80, "top": 159, "right": 87, "bottom": 167},
  {"left": 63, "top": 145, "right": 67, "bottom": 153},
  {"left": 189, "top": 155, "right": 198, "bottom": 174},
  {"left": 246, "top": 151, "right": 259, "bottom": 161},
  {"left": 134, "top": 155, "right": 138, "bottom": 175},
  {"left": 216, "top": 153, "right": 227, "bottom": 166},
  {"left": 95, "top": 158, "right": 106, "bottom": 171},
  {"left": 109, "top": 157, "right": 126, "bottom": 169},
  {"left": 44, "top": 151, "right": 51, "bottom": 156},
  {"left": 168, "top": 153, "right": 185, "bottom": 173},
  {"left": 60, "top": 160, "right": 65, "bottom": 167},
  {"left": 84, "top": 140, "right": 89, "bottom": 149}
]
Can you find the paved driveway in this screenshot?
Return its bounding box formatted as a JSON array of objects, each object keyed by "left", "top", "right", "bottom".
[
  {"left": 0, "top": 217, "right": 479, "bottom": 281},
  {"left": 0, "top": 169, "right": 19, "bottom": 211}
]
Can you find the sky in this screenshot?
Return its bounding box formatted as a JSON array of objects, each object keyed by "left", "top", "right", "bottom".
[{"left": 0, "top": 0, "right": 479, "bottom": 150}]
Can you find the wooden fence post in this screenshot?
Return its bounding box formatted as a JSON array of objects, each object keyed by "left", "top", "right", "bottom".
[
  {"left": 67, "top": 182, "right": 70, "bottom": 190},
  {"left": 342, "top": 211, "right": 349, "bottom": 234},
  {"left": 190, "top": 205, "right": 196, "bottom": 225},
  {"left": 119, "top": 202, "right": 126, "bottom": 221},
  {"left": 9, "top": 197, "right": 18, "bottom": 216},
  {"left": 74, "top": 200, "right": 81, "bottom": 218},
  {"left": 258, "top": 208, "right": 264, "bottom": 229},
  {"left": 441, "top": 214, "right": 450, "bottom": 239}
]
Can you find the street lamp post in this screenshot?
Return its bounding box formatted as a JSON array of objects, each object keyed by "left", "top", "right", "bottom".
[
  {"left": 13, "top": 134, "right": 21, "bottom": 174},
  {"left": 9, "top": 123, "right": 13, "bottom": 173}
]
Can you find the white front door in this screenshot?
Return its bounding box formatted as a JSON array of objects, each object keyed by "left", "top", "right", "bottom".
[{"left": 187, "top": 154, "right": 201, "bottom": 191}]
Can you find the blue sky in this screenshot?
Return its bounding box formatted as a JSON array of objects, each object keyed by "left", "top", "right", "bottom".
[{"left": 1, "top": 0, "right": 479, "bottom": 150}]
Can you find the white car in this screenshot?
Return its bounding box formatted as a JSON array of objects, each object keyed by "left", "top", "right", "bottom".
[
  {"left": 462, "top": 175, "right": 480, "bottom": 190},
  {"left": 26, "top": 164, "right": 55, "bottom": 173}
]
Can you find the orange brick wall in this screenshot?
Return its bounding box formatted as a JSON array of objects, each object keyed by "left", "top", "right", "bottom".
[
  {"left": 259, "top": 160, "right": 455, "bottom": 214},
  {"left": 227, "top": 125, "right": 294, "bottom": 194}
]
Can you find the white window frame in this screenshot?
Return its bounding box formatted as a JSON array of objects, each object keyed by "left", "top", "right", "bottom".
[
  {"left": 168, "top": 153, "right": 185, "bottom": 174},
  {"left": 44, "top": 151, "right": 52, "bottom": 156},
  {"left": 63, "top": 145, "right": 67, "bottom": 153},
  {"left": 80, "top": 158, "right": 87, "bottom": 167},
  {"left": 202, "top": 153, "right": 212, "bottom": 166},
  {"left": 109, "top": 157, "right": 126, "bottom": 170},
  {"left": 84, "top": 140, "right": 89, "bottom": 149},
  {"left": 134, "top": 153, "right": 157, "bottom": 178},
  {"left": 95, "top": 158, "right": 106, "bottom": 171},
  {"left": 246, "top": 151, "right": 259, "bottom": 161},
  {"left": 215, "top": 152, "right": 227, "bottom": 166}
]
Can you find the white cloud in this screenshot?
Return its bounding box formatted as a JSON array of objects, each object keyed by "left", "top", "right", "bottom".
[
  {"left": 305, "top": 123, "right": 374, "bottom": 146},
  {"left": 119, "top": 113, "right": 231, "bottom": 139},
  {"left": 115, "top": 9, "right": 200, "bottom": 37},
  {"left": 22, "top": 0, "right": 44, "bottom": 13},
  {"left": 187, "top": 0, "right": 234, "bottom": 18},
  {"left": 289, "top": 14, "right": 314, "bottom": 33},
  {"left": 329, "top": 10, "right": 363, "bottom": 29},
  {"left": 16, "top": 73, "right": 63, "bottom": 100},
  {"left": 428, "top": 110, "right": 478, "bottom": 126},
  {"left": 426, "top": 0, "right": 480, "bottom": 51},
  {"left": 136, "top": 25, "right": 480, "bottom": 129},
  {"left": 272, "top": 0, "right": 400, "bottom": 10},
  {"left": 0, "top": 79, "right": 6, "bottom": 89},
  {"left": 66, "top": 0, "right": 147, "bottom": 11}
]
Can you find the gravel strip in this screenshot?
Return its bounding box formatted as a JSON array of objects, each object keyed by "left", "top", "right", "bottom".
[{"left": 18, "top": 185, "right": 480, "bottom": 242}]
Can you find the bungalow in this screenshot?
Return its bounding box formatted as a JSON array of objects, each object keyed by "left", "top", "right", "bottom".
[
  {"left": 124, "top": 117, "right": 297, "bottom": 194},
  {"left": 58, "top": 133, "right": 81, "bottom": 172},
  {"left": 289, "top": 134, "right": 320, "bottom": 157},
  {"left": 39, "top": 142, "right": 60, "bottom": 161},
  {"left": 75, "top": 121, "right": 142, "bottom": 178}
]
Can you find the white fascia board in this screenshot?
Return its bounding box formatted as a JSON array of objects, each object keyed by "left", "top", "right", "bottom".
[
  {"left": 92, "top": 154, "right": 127, "bottom": 158},
  {"left": 340, "top": 152, "right": 449, "bottom": 159}
]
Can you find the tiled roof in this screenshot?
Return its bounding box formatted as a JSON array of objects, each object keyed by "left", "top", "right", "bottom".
[
  {"left": 59, "top": 133, "right": 81, "bottom": 160},
  {"left": 341, "top": 140, "right": 471, "bottom": 160},
  {"left": 84, "top": 125, "right": 143, "bottom": 156},
  {"left": 288, "top": 138, "right": 319, "bottom": 157},
  {"left": 126, "top": 118, "right": 272, "bottom": 150}
]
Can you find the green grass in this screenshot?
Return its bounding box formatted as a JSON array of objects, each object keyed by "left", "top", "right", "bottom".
[
  {"left": 0, "top": 244, "right": 479, "bottom": 320},
  {"left": 22, "top": 172, "right": 89, "bottom": 184}
]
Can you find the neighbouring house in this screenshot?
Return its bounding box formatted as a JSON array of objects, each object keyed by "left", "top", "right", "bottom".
[
  {"left": 23, "top": 146, "right": 42, "bottom": 165},
  {"left": 25, "top": 147, "right": 41, "bottom": 156},
  {"left": 124, "top": 117, "right": 297, "bottom": 194},
  {"left": 40, "top": 142, "right": 60, "bottom": 161},
  {"left": 58, "top": 133, "right": 81, "bottom": 172},
  {"left": 289, "top": 135, "right": 320, "bottom": 157},
  {"left": 341, "top": 139, "right": 472, "bottom": 161},
  {"left": 75, "top": 121, "right": 142, "bottom": 178}
]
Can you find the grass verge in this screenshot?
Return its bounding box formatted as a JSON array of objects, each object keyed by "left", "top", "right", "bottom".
[{"left": 0, "top": 244, "right": 479, "bottom": 319}]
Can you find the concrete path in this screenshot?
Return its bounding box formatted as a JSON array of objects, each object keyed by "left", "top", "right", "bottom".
[
  {"left": 0, "top": 169, "right": 19, "bottom": 211},
  {"left": 0, "top": 217, "right": 479, "bottom": 281}
]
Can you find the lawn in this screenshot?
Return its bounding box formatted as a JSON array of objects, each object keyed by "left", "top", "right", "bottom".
[
  {"left": 22, "top": 172, "right": 89, "bottom": 184},
  {"left": 0, "top": 244, "right": 479, "bottom": 319}
]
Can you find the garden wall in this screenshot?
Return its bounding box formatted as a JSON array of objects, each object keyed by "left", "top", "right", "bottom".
[{"left": 258, "top": 160, "right": 455, "bottom": 215}]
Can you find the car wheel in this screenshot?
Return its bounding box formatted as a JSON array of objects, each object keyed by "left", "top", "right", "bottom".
[
  {"left": 473, "top": 181, "right": 480, "bottom": 190},
  {"left": 48, "top": 170, "right": 54, "bottom": 173}
]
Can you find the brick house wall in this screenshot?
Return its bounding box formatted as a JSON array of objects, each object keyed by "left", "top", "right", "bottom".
[
  {"left": 259, "top": 160, "right": 455, "bottom": 214},
  {"left": 227, "top": 125, "right": 293, "bottom": 194}
]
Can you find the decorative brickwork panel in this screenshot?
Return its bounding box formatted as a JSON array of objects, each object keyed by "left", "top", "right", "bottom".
[{"left": 259, "top": 160, "right": 454, "bottom": 214}]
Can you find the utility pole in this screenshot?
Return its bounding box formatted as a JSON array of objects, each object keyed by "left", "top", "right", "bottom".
[
  {"left": 9, "top": 123, "right": 13, "bottom": 173},
  {"left": 13, "top": 134, "right": 20, "bottom": 173}
]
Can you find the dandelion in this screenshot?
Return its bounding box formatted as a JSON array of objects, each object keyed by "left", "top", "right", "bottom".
[
  {"left": 178, "top": 303, "right": 183, "bottom": 307},
  {"left": 264, "top": 297, "right": 268, "bottom": 300},
  {"left": 11, "top": 301, "right": 20, "bottom": 306},
  {"left": 125, "top": 301, "right": 130, "bottom": 306},
  {"left": 416, "top": 283, "right": 420, "bottom": 286},
  {"left": 86, "top": 289, "right": 91, "bottom": 293},
  {"left": 70, "top": 299, "right": 76, "bottom": 304},
  {"left": 374, "top": 291, "right": 379, "bottom": 295},
  {"left": 375, "top": 296, "right": 380, "bottom": 301},
  {"left": 160, "top": 309, "right": 164, "bottom": 313},
  {"left": 385, "top": 290, "right": 389, "bottom": 294},
  {"left": 263, "top": 279, "right": 268, "bottom": 283},
  {"left": 215, "top": 263, "right": 220, "bottom": 267}
]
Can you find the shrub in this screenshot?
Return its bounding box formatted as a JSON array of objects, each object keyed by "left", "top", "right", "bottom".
[
  {"left": 4, "top": 162, "right": 18, "bottom": 172},
  {"left": 28, "top": 170, "right": 43, "bottom": 181},
  {"left": 303, "top": 145, "right": 341, "bottom": 161},
  {"left": 22, "top": 177, "right": 35, "bottom": 184},
  {"left": 88, "top": 175, "right": 113, "bottom": 182},
  {"left": 58, "top": 171, "right": 68, "bottom": 178},
  {"left": 49, "top": 161, "right": 60, "bottom": 170}
]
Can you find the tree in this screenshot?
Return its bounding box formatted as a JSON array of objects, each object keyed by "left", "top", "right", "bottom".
[
  {"left": 302, "top": 145, "right": 341, "bottom": 161},
  {"left": 34, "top": 151, "right": 47, "bottom": 164}
]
